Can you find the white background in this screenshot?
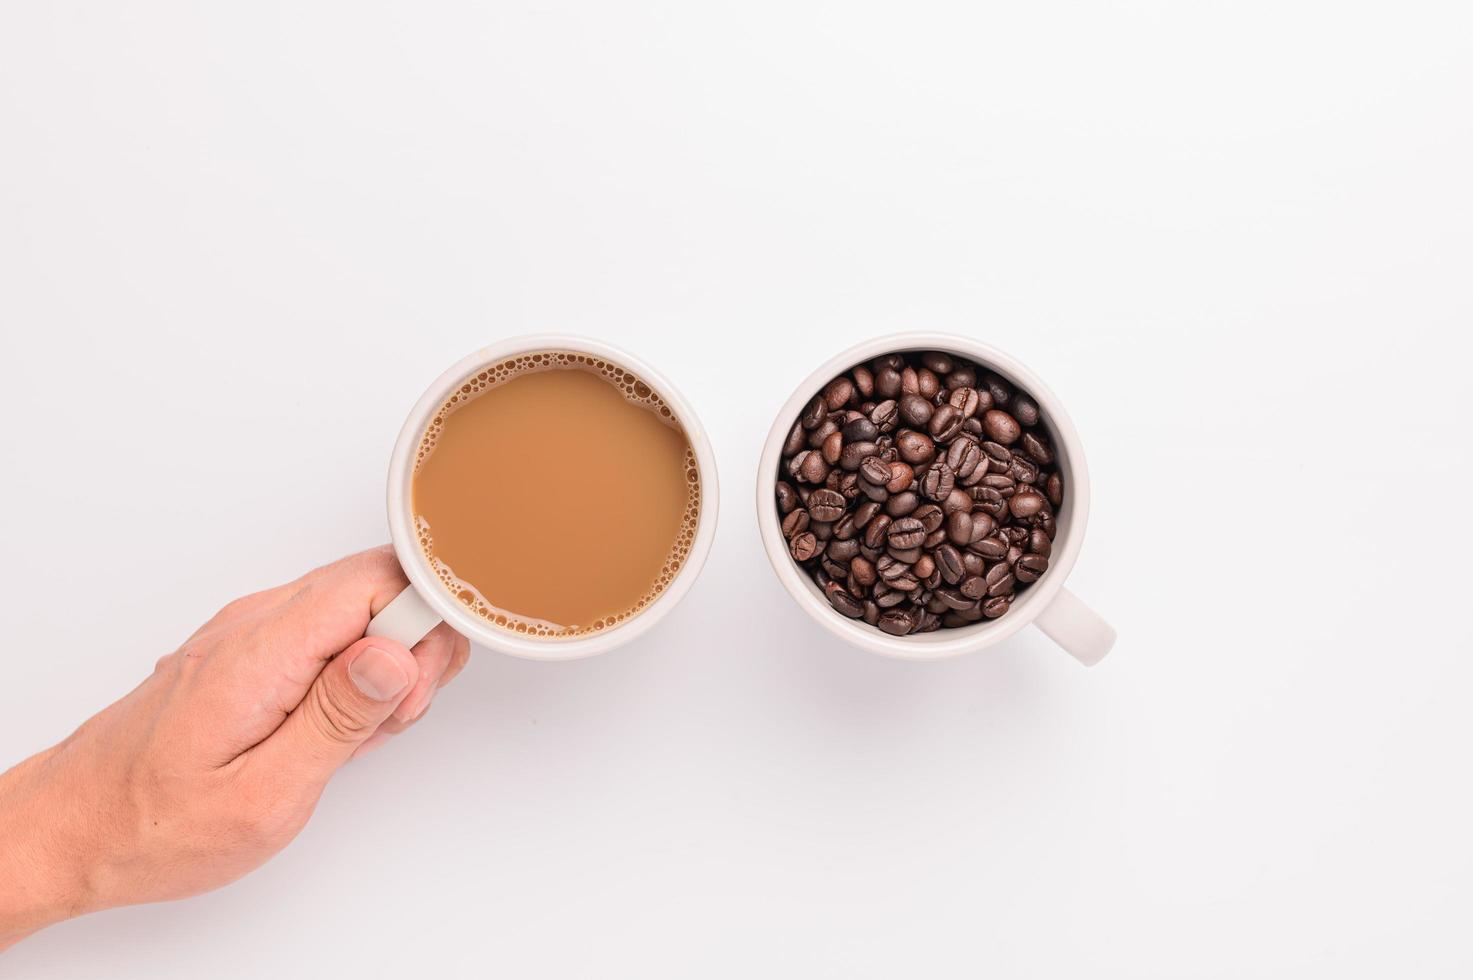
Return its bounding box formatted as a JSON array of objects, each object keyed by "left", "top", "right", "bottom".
[{"left": 2, "top": 0, "right": 1471, "bottom": 976}]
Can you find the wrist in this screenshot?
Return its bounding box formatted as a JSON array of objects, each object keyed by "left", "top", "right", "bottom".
[{"left": 0, "top": 747, "right": 100, "bottom": 946}]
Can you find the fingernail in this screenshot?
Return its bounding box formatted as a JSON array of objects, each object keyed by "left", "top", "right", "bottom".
[{"left": 349, "top": 646, "right": 410, "bottom": 701}]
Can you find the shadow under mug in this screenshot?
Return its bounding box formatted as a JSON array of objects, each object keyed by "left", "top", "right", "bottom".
[
  {"left": 756, "top": 333, "right": 1115, "bottom": 665},
  {"left": 366, "top": 336, "right": 721, "bottom": 660}
]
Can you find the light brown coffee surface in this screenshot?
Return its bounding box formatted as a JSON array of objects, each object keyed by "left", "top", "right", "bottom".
[{"left": 411, "top": 353, "right": 699, "bottom": 637}]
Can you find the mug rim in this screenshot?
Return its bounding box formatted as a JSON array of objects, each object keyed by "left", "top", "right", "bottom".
[
  {"left": 755, "top": 332, "right": 1091, "bottom": 660},
  {"left": 386, "top": 335, "right": 720, "bottom": 661}
]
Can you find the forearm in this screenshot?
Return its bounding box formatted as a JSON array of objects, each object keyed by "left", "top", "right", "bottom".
[{"left": 0, "top": 747, "right": 94, "bottom": 949}]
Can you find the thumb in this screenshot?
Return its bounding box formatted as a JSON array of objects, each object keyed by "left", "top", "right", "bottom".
[{"left": 258, "top": 637, "right": 420, "bottom": 778}]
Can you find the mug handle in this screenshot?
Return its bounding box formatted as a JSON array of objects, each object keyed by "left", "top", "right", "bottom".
[
  {"left": 366, "top": 586, "right": 444, "bottom": 649},
  {"left": 1034, "top": 587, "right": 1116, "bottom": 666}
]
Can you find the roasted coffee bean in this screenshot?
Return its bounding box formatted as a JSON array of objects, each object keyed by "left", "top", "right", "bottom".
[
  {"left": 1009, "top": 489, "right": 1045, "bottom": 518},
  {"left": 982, "top": 410, "right": 1021, "bottom": 445},
  {"left": 800, "top": 395, "right": 826, "bottom": 429},
  {"left": 947, "top": 387, "right": 982, "bottom": 419},
  {"left": 863, "top": 514, "right": 893, "bottom": 550},
  {"left": 791, "top": 450, "right": 828, "bottom": 484},
  {"left": 852, "top": 499, "right": 882, "bottom": 528},
  {"left": 821, "top": 429, "right": 843, "bottom": 465},
  {"left": 885, "top": 491, "right": 920, "bottom": 517},
  {"left": 959, "top": 574, "right": 987, "bottom": 600},
  {"left": 783, "top": 421, "right": 806, "bottom": 456},
  {"left": 945, "top": 510, "right": 973, "bottom": 546},
  {"left": 1009, "top": 456, "right": 1039, "bottom": 484},
  {"left": 775, "top": 481, "right": 800, "bottom": 514},
  {"left": 982, "top": 473, "right": 1016, "bottom": 495},
  {"left": 929, "top": 404, "right": 964, "bottom": 441},
  {"left": 916, "top": 368, "right": 941, "bottom": 400},
  {"left": 888, "top": 567, "right": 921, "bottom": 591},
  {"left": 833, "top": 440, "right": 871, "bottom": 470},
  {"left": 982, "top": 595, "right": 1012, "bottom": 618},
  {"left": 887, "top": 550, "right": 922, "bottom": 571},
  {"left": 1014, "top": 553, "right": 1049, "bottom": 583},
  {"left": 869, "top": 399, "right": 899, "bottom": 431},
  {"left": 843, "top": 417, "right": 879, "bottom": 442},
  {"left": 985, "top": 563, "right": 1015, "bottom": 597},
  {"left": 823, "top": 377, "right": 855, "bottom": 410},
  {"left": 936, "top": 587, "right": 972, "bottom": 610},
  {"left": 895, "top": 429, "right": 936, "bottom": 464},
  {"left": 899, "top": 393, "right": 934, "bottom": 427},
  {"left": 779, "top": 349, "right": 1062, "bottom": 635},
  {"left": 808, "top": 418, "right": 839, "bottom": 449},
  {"left": 1012, "top": 394, "right": 1040, "bottom": 427},
  {"left": 887, "top": 516, "right": 927, "bottom": 549},
  {"left": 827, "top": 583, "right": 865, "bottom": 618},
  {"left": 832, "top": 513, "right": 858, "bottom": 540},
  {"left": 1021, "top": 431, "right": 1053, "bottom": 465},
  {"left": 920, "top": 351, "right": 953, "bottom": 374},
  {"left": 781, "top": 508, "right": 810, "bottom": 539},
  {"left": 875, "top": 366, "right": 902, "bottom": 398},
  {"left": 982, "top": 373, "right": 1013, "bottom": 407},
  {"left": 875, "top": 587, "right": 907, "bottom": 609},
  {"left": 790, "top": 531, "right": 820, "bottom": 562},
  {"left": 886, "top": 460, "right": 915, "bottom": 493},
  {"left": 913, "top": 504, "right": 944, "bottom": 534},
  {"left": 858, "top": 455, "right": 891, "bottom": 487},
  {"left": 943, "top": 487, "right": 973, "bottom": 516},
  {"left": 981, "top": 440, "right": 1012, "bottom": 465},
  {"left": 974, "top": 534, "right": 1009, "bottom": 560},
  {"left": 934, "top": 543, "right": 965, "bottom": 584},
  {"left": 877, "top": 609, "right": 915, "bottom": 636},
  {"left": 947, "top": 364, "right": 978, "bottom": 390},
  {"left": 826, "top": 537, "right": 860, "bottom": 562},
  {"left": 920, "top": 461, "right": 955, "bottom": 501},
  {"left": 974, "top": 486, "right": 1008, "bottom": 519},
  {"left": 946, "top": 437, "right": 982, "bottom": 478}
]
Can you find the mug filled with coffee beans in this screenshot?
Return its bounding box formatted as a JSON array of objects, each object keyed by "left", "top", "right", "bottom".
[
  {"left": 368, "top": 336, "right": 719, "bottom": 660},
  {"left": 757, "top": 334, "right": 1114, "bottom": 664}
]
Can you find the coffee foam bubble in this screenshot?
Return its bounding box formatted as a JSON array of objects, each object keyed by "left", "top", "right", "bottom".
[{"left": 413, "top": 352, "right": 702, "bottom": 639}]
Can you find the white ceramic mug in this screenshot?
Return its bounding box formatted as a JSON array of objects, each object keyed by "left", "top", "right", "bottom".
[
  {"left": 367, "top": 336, "right": 720, "bottom": 660},
  {"left": 757, "top": 333, "right": 1114, "bottom": 665}
]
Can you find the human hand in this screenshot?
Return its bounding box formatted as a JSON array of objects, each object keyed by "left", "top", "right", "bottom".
[{"left": 0, "top": 546, "right": 470, "bottom": 948}]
